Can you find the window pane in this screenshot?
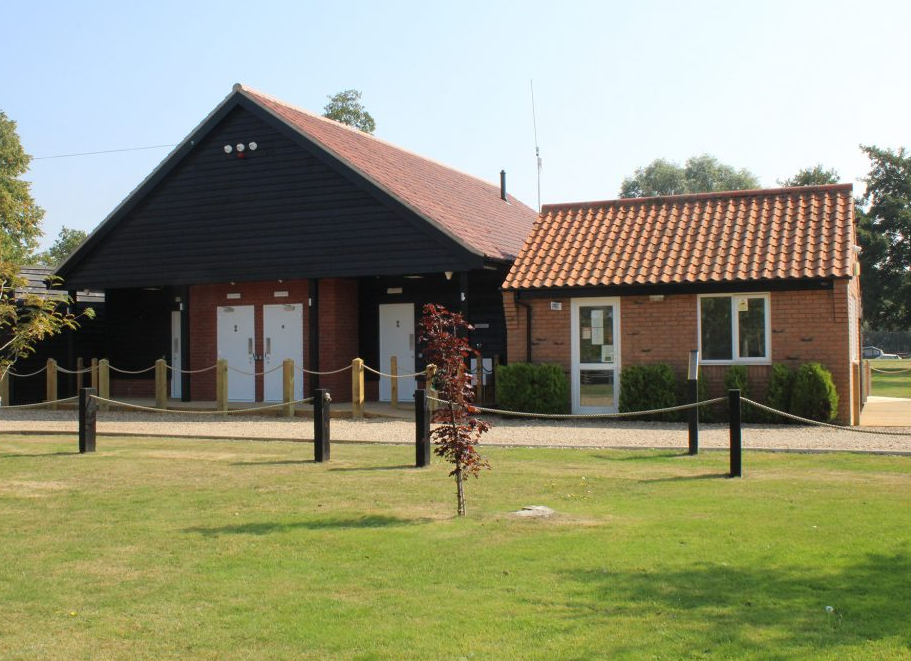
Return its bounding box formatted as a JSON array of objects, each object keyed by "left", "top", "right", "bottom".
[
  {"left": 578, "top": 306, "right": 614, "bottom": 364},
  {"left": 738, "top": 297, "right": 766, "bottom": 358},
  {"left": 580, "top": 369, "right": 614, "bottom": 407},
  {"left": 700, "top": 297, "right": 732, "bottom": 360}
]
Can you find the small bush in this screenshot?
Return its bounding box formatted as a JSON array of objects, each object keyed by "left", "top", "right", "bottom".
[
  {"left": 790, "top": 362, "right": 839, "bottom": 422},
  {"left": 495, "top": 363, "right": 569, "bottom": 414},
  {"left": 765, "top": 364, "right": 795, "bottom": 423},
  {"left": 723, "top": 365, "right": 762, "bottom": 423},
  {"left": 619, "top": 363, "right": 679, "bottom": 422},
  {"left": 696, "top": 368, "right": 720, "bottom": 423}
]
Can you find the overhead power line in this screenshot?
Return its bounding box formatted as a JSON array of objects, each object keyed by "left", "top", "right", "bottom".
[{"left": 33, "top": 143, "right": 177, "bottom": 160}]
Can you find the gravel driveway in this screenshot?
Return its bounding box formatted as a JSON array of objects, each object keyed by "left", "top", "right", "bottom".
[{"left": 3, "top": 409, "right": 911, "bottom": 454}]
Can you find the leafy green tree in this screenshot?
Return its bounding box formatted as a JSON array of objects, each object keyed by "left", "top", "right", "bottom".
[
  {"left": 34, "top": 226, "right": 87, "bottom": 266},
  {"left": 778, "top": 164, "right": 840, "bottom": 187},
  {"left": 0, "top": 110, "right": 43, "bottom": 263},
  {"left": 857, "top": 145, "right": 911, "bottom": 330},
  {"left": 322, "top": 89, "right": 376, "bottom": 134},
  {"left": 619, "top": 154, "right": 759, "bottom": 198}
]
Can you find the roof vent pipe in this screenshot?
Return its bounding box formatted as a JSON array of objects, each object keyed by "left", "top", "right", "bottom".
[{"left": 500, "top": 170, "right": 507, "bottom": 201}]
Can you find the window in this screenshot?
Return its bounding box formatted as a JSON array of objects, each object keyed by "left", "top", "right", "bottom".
[{"left": 699, "top": 294, "right": 770, "bottom": 362}]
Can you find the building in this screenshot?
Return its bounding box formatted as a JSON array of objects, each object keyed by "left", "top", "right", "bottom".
[
  {"left": 501, "top": 184, "right": 862, "bottom": 424},
  {"left": 56, "top": 84, "right": 536, "bottom": 403}
]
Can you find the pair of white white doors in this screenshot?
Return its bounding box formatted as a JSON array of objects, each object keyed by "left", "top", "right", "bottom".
[
  {"left": 215, "top": 304, "right": 304, "bottom": 402},
  {"left": 378, "top": 303, "right": 416, "bottom": 402}
]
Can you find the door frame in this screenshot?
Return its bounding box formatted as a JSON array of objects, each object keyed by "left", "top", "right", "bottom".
[{"left": 570, "top": 297, "right": 621, "bottom": 414}]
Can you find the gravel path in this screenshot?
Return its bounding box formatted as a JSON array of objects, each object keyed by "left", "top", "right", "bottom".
[{"left": 3, "top": 410, "right": 911, "bottom": 454}]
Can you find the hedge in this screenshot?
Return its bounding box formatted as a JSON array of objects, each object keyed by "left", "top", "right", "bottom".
[{"left": 495, "top": 363, "right": 570, "bottom": 414}]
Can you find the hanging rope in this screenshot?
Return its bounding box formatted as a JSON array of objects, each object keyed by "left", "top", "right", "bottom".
[
  {"left": 108, "top": 364, "right": 157, "bottom": 375},
  {"left": 56, "top": 366, "right": 94, "bottom": 375},
  {"left": 427, "top": 396, "right": 726, "bottom": 420},
  {"left": 88, "top": 395, "right": 314, "bottom": 415},
  {"left": 6, "top": 366, "right": 49, "bottom": 378},
  {"left": 297, "top": 364, "right": 353, "bottom": 376},
  {"left": 363, "top": 364, "right": 427, "bottom": 379},
  {"left": 741, "top": 398, "right": 911, "bottom": 436},
  {"left": 226, "top": 364, "right": 284, "bottom": 377},
  {"left": 869, "top": 366, "right": 911, "bottom": 374},
  {"left": 165, "top": 363, "right": 218, "bottom": 374},
  {"left": 0, "top": 396, "right": 79, "bottom": 409}
]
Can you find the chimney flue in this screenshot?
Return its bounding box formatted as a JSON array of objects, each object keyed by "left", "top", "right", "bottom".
[{"left": 500, "top": 170, "right": 507, "bottom": 201}]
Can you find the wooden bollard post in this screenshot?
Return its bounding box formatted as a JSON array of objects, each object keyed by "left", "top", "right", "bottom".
[
  {"left": 729, "top": 389, "right": 742, "bottom": 478},
  {"left": 475, "top": 358, "right": 484, "bottom": 405},
  {"left": 415, "top": 389, "right": 431, "bottom": 467},
  {"left": 282, "top": 359, "right": 294, "bottom": 418},
  {"left": 426, "top": 364, "right": 438, "bottom": 413},
  {"left": 155, "top": 359, "right": 167, "bottom": 409},
  {"left": 46, "top": 358, "right": 58, "bottom": 411},
  {"left": 216, "top": 359, "right": 228, "bottom": 413},
  {"left": 98, "top": 359, "right": 110, "bottom": 412},
  {"left": 351, "top": 358, "right": 364, "bottom": 419},
  {"left": 0, "top": 368, "right": 9, "bottom": 407},
  {"left": 90, "top": 358, "right": 99, "bottom": 391},
  {"left": 78, "top": 387, "right": 97, "bottom": 453},
  {"left": 390, "top": 355, "right": 398, "bottom": 410},
  {"left": 314, "top": 388, "right": 330, "bottom": 462},
  {"left": 76, "top": 357, "right": 85, "bottom": 392}
]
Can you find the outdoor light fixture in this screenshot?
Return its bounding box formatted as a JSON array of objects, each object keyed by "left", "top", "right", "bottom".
[
  {"left": 444, "top": 271, "right": 453, "bottom": 280},
  {"left": 235, "top": 143, "right": 245, "bottom": 152},
  {"left": 223, "top": 144, "right": 232, "bottom": 154},
  {"left": 248, "top": 142, "right": 258, "bottom": 151}
]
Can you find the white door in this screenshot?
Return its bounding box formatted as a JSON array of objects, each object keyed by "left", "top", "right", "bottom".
[
  {"left": 170, "top": 311, "right": 182, "bottom": 399},
  {"left": 263, "top": 303, "right": 304, "bottom": 402},
  {"left": 217, "top": 305, "right": 255, "bottom": 402},
  {"left": 571, "top": 298, "right": 621, "bottom": 413},
  {"left": 379, "top": 303, "right": 416, "bottom": 402}
]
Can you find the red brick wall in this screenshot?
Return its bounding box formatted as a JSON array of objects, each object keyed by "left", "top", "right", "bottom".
[
  {"left": 317, "top": 279, "right": 359, "bottom": 401},
  {"left": 504, "top": 281, "right": 857, "bottom": 424},
  {"left": 111, "top": 378, "right": 156, "bottom": 398}
]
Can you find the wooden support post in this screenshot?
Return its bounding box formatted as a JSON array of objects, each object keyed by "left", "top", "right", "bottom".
[
  {"left": 283, "top": 359, "right": 294, "bottom": 418},
  {"left": 0, "top": 369, "right": 9, "bottom": 407},
  {"left": 46, "top": 358, "right": 58, "bottom": 411},
  {"left": 98, "top": 359, "right": 110, "bottom": 412},
  {"left": 415, "top": 389, "right": 431, "bottom": 468},
  {"left": 390, "top": 355, "right": 398, "bottom": 410},
  {"left": 314, "top": 388, "right": 330, "bottom": 462},
  {"left": 475, "top": 358, "right": 484, "bottom": 405},
  {"left": 79, "top": 387, "right": 97, "bottom": 453},
  {"left": 155, "top": 359, "right": 167, "bottom": 410},
  {"left": 90, "top": 358, "right": 99, "bottom": 391},
  {"left": 216, "top": 359, "right": 228, "bottom": 413},
  {"left": 76, "top": 357, "right": 84, "bottom": 392},
  {"left": 351, "top": 357, "right": 364, "bottom": 419},
  {"left": 729, "top": 389, "right": 742, "bottom": 478},
  {"left": 426, "top": 363, "right": 438, "bottom": 413}
]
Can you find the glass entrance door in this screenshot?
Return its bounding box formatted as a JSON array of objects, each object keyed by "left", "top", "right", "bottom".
[{"left": 571, "top": 298, "right": 620, "bottom": 413}]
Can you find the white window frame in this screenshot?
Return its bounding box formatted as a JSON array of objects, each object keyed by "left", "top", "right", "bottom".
[{"left": 697, "top": 293, "right": 771, "bottom": 365}]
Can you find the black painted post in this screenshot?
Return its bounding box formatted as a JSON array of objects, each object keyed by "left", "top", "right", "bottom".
[
  {"left": 728, "top": 389, "right": 742, "bottom": 478},
  {"left": 78, "top": 387, "right": 97, "bottom": 453},
  {"left": 415, "top": 389, "right": 431, "bottom": 468},
  {"left": 314, "top": 388, "right": 330, "bottom": 462},
  {"left": 687, "top": 350, "right": 700, "bottom": 455}
]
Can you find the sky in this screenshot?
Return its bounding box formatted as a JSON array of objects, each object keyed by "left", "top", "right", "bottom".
[{"left": 3, "top": 0, "right": 910, "bottom": 251}]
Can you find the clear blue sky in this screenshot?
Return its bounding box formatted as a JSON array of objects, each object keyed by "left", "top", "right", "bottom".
[{"left": 3, "top": 0, "right": 909, "bottom": 250}]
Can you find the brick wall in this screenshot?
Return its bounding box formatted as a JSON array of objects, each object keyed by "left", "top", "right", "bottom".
[
  {"left": 318, "top": 279, "right": 359, "bottom": 401},
  {"left": 504, "top": 281, "right": 857, "bottom": 424}
]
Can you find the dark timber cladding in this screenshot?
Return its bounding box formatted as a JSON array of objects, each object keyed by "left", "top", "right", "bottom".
[{"left": 58, "top": 103, "right": 483, "bottom": 290}]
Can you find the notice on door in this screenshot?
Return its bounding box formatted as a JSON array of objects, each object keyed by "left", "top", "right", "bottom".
[
  {"left": 601, "top": 345, "right": 614, "bottom": 363},
  {"left": 591, "top": 309, "right": 604, "bottom": 345}
]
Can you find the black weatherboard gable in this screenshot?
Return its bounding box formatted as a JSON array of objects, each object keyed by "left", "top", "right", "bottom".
[{"left": 57, "top": 87, "right": 487, "bottom": 290}]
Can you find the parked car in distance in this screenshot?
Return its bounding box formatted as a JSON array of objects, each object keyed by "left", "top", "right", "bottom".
[{"left": 863, "top": 346, "right": 901, "bottom": 360}]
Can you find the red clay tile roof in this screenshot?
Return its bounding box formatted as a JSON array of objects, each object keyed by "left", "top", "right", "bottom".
[
  {"left": 238, "top": 85, "right": 536, "bottom": 261},
  {"left": 502, "top": 184, "right": 856, "bottom": 290}
]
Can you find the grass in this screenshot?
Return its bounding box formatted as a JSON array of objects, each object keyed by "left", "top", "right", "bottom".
[
  {"left": 2, "top": 435, "right": 911, "bottom": 660},
  {"left": 870, "top": 359, "right": 911, "bottom": 398}
]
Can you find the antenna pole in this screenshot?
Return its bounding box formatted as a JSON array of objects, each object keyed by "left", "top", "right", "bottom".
[{"left": 530, "top": 79, "right": 542, "bottom": 212}]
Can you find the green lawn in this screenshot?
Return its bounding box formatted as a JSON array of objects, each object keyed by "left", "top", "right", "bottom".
[
  {"left": 2, "top": 436, "right": 911, "bottom": 660},
  {"left": 870, "top": 359, "right": 911, "bottom": 398}
]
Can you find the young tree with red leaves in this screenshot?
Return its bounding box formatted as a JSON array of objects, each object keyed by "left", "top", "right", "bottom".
[{"left": 418, "top": 303, "right": 490, "bottom": 517}]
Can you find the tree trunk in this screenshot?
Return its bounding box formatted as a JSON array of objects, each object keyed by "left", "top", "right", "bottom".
[{"left": 455, "top": 466, "right": 465, "bottom": 517}]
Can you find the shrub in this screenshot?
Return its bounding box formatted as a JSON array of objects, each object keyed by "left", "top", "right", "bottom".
[
  {"left": 790, "top": 362, "right": 839, "bottom": 422},
  {"left": 723, "top": 365, "right": 762, "bottom": 423},
  {"left": 619, "top": 363, "right": 679, "bottom": 422},
  {"left": 495, "top": 363, "right": 569, "bottom": 414},
  {"left": 696, "top": 369, "right": 717, "bottom": 423},
  {"left": 765, "top": 364, "right": 795, "bottom": 423}
]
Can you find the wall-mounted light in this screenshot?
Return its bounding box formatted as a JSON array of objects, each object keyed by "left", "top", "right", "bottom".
[
  {"left": 235, "top": 143, "right": 245, "bottom": 152},
  {"left": 248, "top": 142, "right": 258, "bottom": 151},
  {"left": 223, "top": 145, "right": 233, "bottom": 154},
  {"left": 444, "top": 271, "right": 453, "bottom": 280},
  {"left": 649, "top": 295, "right": 665, "bottom": 302}
]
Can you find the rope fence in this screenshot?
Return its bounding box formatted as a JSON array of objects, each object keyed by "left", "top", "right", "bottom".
[
  {"left": 108, "top": 365, "right": 157, "bottom": 375},
  {"left": 6, "top": 366, "right": 48, "bottom": 378},
  {"left": 88, "top": 394, "right": 314, "bottom": 415},
  {"left": 427, "top": 396, "right": 727, "bottom": 420},
  {"left": 870, "top": 366, "right": 911, "bottom": 374},
  {"left": 363, "top": 364, "right": 427, "bottom": 379},
  {"left": 227, "top": 364, "right": 284, "bottom": 377}
]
